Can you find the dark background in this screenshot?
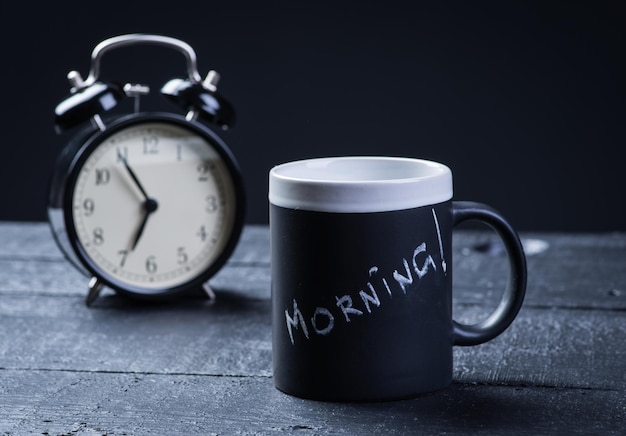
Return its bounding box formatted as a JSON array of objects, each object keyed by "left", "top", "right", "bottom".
[{"left": 2, "top": 1, "right": 624, "bottom": 231}]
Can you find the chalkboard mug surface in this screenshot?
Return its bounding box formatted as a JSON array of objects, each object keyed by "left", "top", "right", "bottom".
[{"left": 269, "top": 156, "right": 527, "bottom": 401}]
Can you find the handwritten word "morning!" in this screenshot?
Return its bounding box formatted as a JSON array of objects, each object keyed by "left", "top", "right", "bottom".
[{"left": 284, "top": 210, "right": 446, "bottom": 345}]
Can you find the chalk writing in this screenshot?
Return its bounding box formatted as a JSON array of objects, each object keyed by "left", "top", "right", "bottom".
[
  {"left": 311, "top": 307, "right": 334, "bottom": 335},
  {"left": 432, "top": 209, "right": 447, "bottom": 273},
  {"left": 336, "top": 295, "right": 363, "bottom": 322},
  {"left": 413, "top": 242, "right": 437, "bottom": 278},
  {"left": 392, "top": 259, "right": 414, "bottom": 293},
  {"left": 359, "top": 281, "right": 381, "bottom": 313},
  {"left": 370, "top": 266, "right": 392, "bottom": 298},
  {"left": 284, "top": 207, "right": 447, "bottom": 345},
  {"left": 285, "top": 299, "right": 309, "bottom": 344}
]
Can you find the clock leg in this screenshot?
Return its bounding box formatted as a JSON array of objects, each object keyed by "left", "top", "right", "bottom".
[
  {"left": 202, "top": 281, "right": 216, "bottom": 300},
  {"left": 86, "top": 277, "right": 104, "bottom": 306}
]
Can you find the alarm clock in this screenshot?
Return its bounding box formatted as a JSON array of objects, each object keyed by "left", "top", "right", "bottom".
[{"left": 47, "top": 34, "right": 245, "bottom": 306}]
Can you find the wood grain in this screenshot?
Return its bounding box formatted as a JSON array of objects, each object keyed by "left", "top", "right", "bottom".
[{"left": 1, "top": 223, "right": 625, "bottom": 434}]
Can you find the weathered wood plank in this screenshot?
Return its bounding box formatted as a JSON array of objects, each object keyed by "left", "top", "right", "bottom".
[
  {"left": 1, "top": 293, "right": 624, "bottom": 391},
  {"left": 0, "top": 259, "right": 272, "bottom": 300},
  {"left": 0, "top": 369, "right": 623, "bottom": 435},
  {"left": 0, "top": 294, "right": 271, "bottom": 377},
  {"left": 452, "top": 230, "right": 626, "bottom": 310},
  {"left": 2, "top": 224, "right": 626, "bottom": 312},
  {"left": 0, "top": 222, "right": 272, "bottom": 299},
  {"left": 0, "top": 258, "right": 86, "bottom": 296},
  {"left": 453, "top": 307, "right": 626, "bottom": 390},
  {"left": 2, "top": 223, "right": 625, "bottom": 311},
  {"left": 0, "top": 222, "right": 63, "bottom": 259},
  {"left": 1, "top": 223, "right": 625, "bottom": 434}
]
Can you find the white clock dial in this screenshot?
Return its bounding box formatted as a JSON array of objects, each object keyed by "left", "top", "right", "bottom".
[{"left": 70, "top": 120, "right": 238, "bottom": 293}]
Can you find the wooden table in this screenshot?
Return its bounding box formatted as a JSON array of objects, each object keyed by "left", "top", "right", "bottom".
[{"left": 1, "top": 222, "right": 625, "bottom": 434}]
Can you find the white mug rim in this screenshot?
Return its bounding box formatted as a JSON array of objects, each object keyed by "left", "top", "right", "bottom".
[{"left": 269, "top": 156, "right": 453, "bottom": 213}]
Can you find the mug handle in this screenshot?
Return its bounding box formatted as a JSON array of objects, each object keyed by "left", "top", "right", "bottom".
[{"left": 452, "top": 201, "right": 527, "bottom": 346}]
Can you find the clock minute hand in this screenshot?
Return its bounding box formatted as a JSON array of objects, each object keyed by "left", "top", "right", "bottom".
[
  {"left": 118, "top": 151, "right": 150, "bottom": 201},
  {"left": 117, "top": 152, "right": 159, "bottom": 251}
]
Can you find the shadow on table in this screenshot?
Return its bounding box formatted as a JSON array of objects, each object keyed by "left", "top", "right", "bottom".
[
  {"left": 85, "top": 285, "right": 268, "bottom": 315},
  {"left": 292, "top": 382, "right": 614, "bottom": 433}
]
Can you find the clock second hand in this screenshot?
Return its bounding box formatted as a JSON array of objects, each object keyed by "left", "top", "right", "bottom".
[{"left": 117, "top": 151, "right": 159, "bottom": 250}]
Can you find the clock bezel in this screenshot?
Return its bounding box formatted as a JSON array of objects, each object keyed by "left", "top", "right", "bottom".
[{"left": 56, "top": 111, "right": 246, "bottom": 299}]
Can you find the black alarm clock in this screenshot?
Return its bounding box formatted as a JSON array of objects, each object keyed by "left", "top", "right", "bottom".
[{"left": 48, "top": 34, "right": 245, "bottom": 306}]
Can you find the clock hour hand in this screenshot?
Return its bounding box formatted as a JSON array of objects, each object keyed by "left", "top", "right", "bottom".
[{"left": 131, "top": 198, "right": 158, "bottom": 251}]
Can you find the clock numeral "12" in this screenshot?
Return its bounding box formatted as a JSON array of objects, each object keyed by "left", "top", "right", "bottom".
[{"left": 143, "top": 136, "right": 158, "bottom": 154}]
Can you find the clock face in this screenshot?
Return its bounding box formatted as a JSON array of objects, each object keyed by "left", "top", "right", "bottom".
[{"left": 67, "top": 117, "right": 241, "bottom": 295}]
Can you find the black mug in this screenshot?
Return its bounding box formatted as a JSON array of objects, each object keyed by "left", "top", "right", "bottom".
[{"left": 269, "top": 156, "right": 527, "bottom": 401}]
